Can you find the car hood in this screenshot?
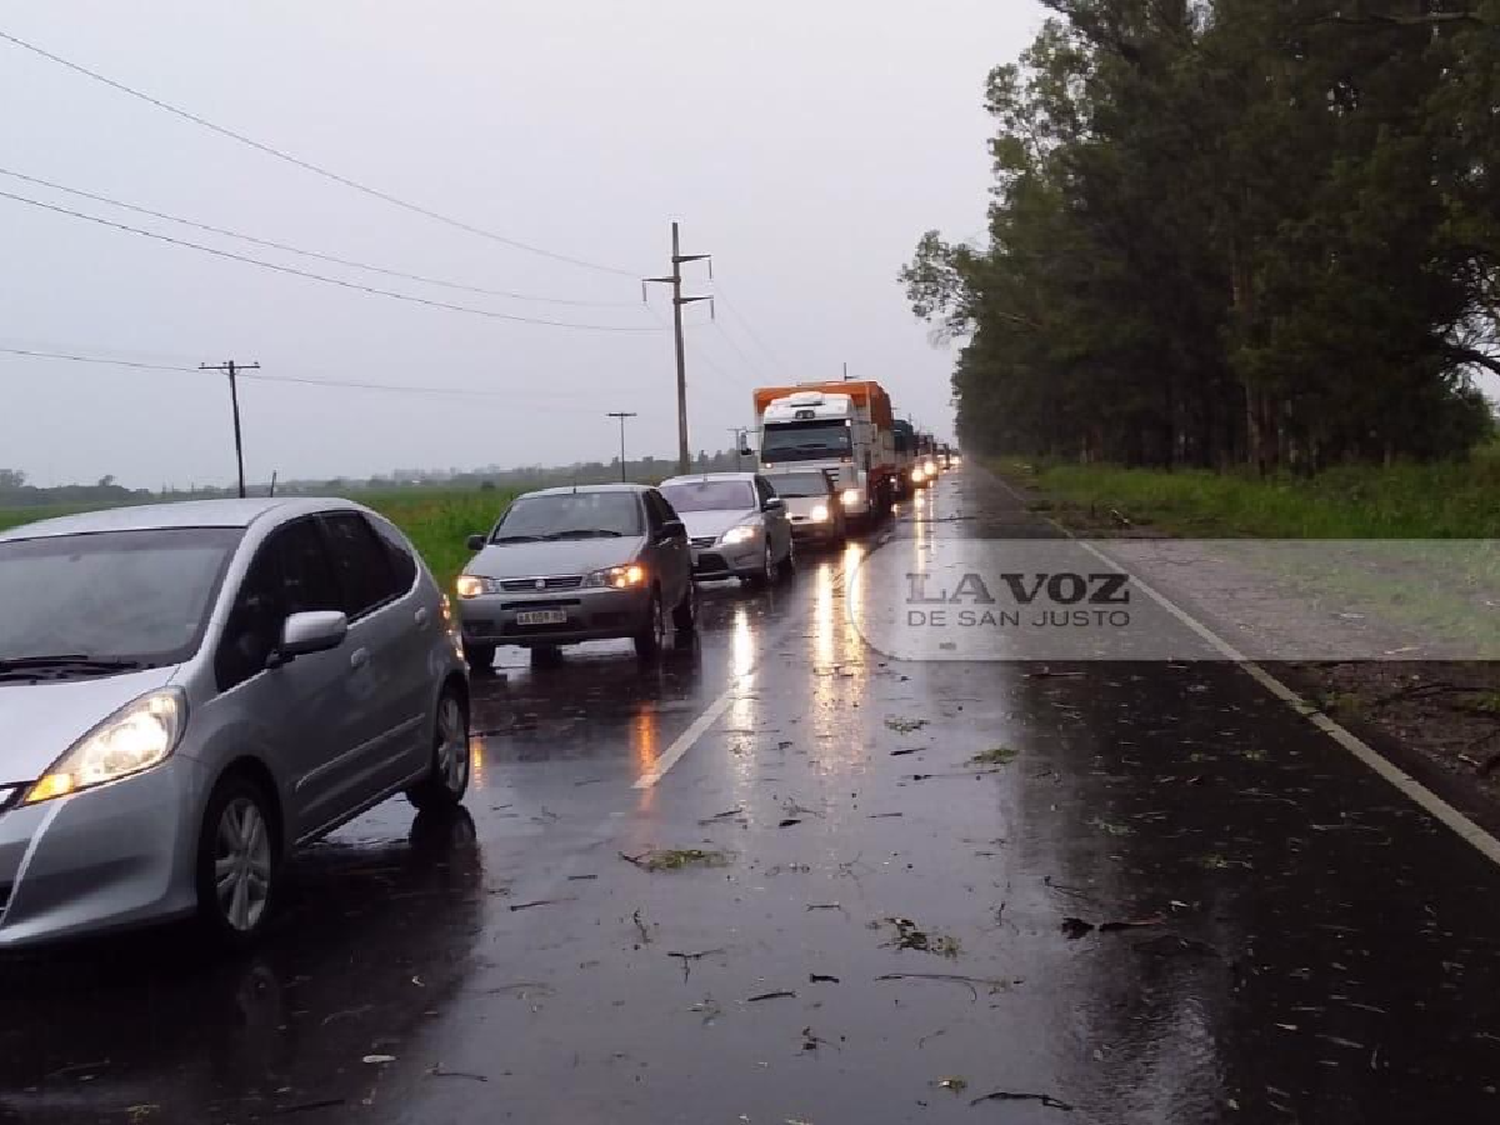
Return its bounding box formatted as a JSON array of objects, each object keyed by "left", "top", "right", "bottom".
[
  {"left": 680, "top": 509, "right": 759, "bottom": 541},
  {"left": 467, "top": 537, "right": 646, "bottom": 579},
  {"left": 1, "top": 665, "right": 180, "bottom": 782}
]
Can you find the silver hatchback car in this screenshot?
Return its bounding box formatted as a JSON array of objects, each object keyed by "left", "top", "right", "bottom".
[{"left": 0, "top": 499, "right": 470, "bottom": 949}]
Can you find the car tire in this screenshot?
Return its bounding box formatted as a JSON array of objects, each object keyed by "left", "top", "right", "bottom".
[
  {"left": 195, "top": 771, "right": 280, "bottom": 950},
  {"left": 744, "top": 541, "right": 774, "bottom": 589},
  {"left": 634, "top": 588, "right": 665, "bottom": 659},
  {"left": 406, "top": 688, "right": 471, "bottom": 811},
  {"left": 530, "top": 644, "right": 563, "bottom": 668},
  {"left": 672, "top": 580, "right": 699, "bottom": 634},
  {"left": 464, "top": 642, "right": 495, "bottom": 672},
  {"left": 777, "top": 535, "right": 796, "bottom": 581}
]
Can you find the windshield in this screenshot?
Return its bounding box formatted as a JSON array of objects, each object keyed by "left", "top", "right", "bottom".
[
  {"left": 492, "top": 492, "right": 643, "bottom": 540},
  {"left": 0, "top": 527, "right": 243, "bottom": 669},
  {"left": 765, "top": 473, "right": 831, "bottom": 499},
  {"left": 659, "top": 480, "right": 756, "bottom": 513},
  {"left": 760, "top": 421, "right": 852, "bottom": 463}
]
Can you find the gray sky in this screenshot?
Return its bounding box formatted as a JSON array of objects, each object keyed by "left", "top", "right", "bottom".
[{"left": 1, "top": 1, "right": 1043, "bottom": 489}]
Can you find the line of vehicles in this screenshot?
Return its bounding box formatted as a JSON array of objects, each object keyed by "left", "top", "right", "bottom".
[
  {"left": 0, "top": 379, "right": 951, "bottom": 951},
  {"left": 454, "top": 380, "right": 954, "bottom": 668}
]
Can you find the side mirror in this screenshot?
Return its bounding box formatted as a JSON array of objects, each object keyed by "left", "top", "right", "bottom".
[
  {"left": 762, "top": 496, "right": 785, "bottom": 512},
  {"left": 659, "top": 518, "right": 687, "bottom": 540},
  {"left": 466, "top": 533, "right": 487, "bottom": 551},
  {"left": 739, "top": 445, "right": 754, "bottom": 458},
  {"left": 273, "top": 610, "right": 348, "bottom": 665}
]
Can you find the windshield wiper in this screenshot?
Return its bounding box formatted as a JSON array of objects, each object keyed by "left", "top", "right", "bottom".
[
  {"left": 490, "top": 534, "right": 545, "bottom": 543},
  {"left": 546, "top": 529, "right": 626, "bottom": 540},
  {"left": 0, "top": 655, "right": 150, "bottom": 677}
]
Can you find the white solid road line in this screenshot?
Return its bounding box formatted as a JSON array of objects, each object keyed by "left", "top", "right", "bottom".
[
  {"left": 632, "top": 677, "right": 746, "bottom": 789},
  {"left": 986, "top": 472, "right": 1500, "bottom": 868}
]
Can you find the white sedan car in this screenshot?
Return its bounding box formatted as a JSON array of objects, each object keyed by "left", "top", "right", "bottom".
[{"left": 658, "top": 472, "right": 794, "bottom": 586}]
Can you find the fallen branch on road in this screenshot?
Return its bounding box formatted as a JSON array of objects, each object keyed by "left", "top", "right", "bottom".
[
  {"left": 970, "top": 1089, "right": 1074, "bottom": 1111},
  {"left": 875, "top": 972, "right": 1010, "bottom": 1003}
]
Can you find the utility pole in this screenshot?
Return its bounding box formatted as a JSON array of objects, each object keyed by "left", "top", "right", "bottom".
[
  {"left": 607, "top": 412, "right": 637, "bottom": 482},
  {"left": 728, "top": 427, "right": 748, "bottom": 471},
  {"left": 200, "top": 360, "right": 260, "bottom": 499},
  {"left": 843, "top": 361, "right": 850, "bottom": 382},
  {"left": 645, "top": 222, "right": 712, "bottom": 475}
]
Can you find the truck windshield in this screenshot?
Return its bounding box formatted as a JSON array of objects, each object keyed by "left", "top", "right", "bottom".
[{"left": 760, "top": 421, "right": 852, "bottom": 463}]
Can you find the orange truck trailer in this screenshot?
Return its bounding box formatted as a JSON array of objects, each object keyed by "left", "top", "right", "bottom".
[{"left": 751, "top": 381, "right": 899, "bottom": 522}]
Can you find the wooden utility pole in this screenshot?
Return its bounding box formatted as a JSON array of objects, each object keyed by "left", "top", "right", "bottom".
[
  {"left": 607, "top": 411, "right": 637, "bottom": 482},
  {"left": 645, "top": 223, "right": 711, "bottom": 475},
  {"left": 200, "top": 360, "right": 260, "bottom": 498}
]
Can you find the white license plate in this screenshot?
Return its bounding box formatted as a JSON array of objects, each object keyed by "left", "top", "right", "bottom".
[{"left": 516, "top": 609, "right": 567, "bottom": 626}]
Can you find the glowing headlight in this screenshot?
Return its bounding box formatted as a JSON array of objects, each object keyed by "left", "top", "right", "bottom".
[
  {"left": 840, "top": 488, "right": 862, "bottom": 508},
  {"left": 911, "top": 466, "right": 926, "bottom": 482},
  {"left": 924, "top": 460, "right": 938, "bottom": 475},
  {"left": 587, "top": 564, "right": 647, "bottom": 588},
  {"left": 25, "top": 689, "right": 186, "bottom": 805},
  {"left": 721, "top": 525, "right": 757, "bottom": 545},
  {"left": 809, "top": 504, "right": 830, "bottom": 523},
  {"left": 455, "top": 574, "right": 490, "bottom": 598}
]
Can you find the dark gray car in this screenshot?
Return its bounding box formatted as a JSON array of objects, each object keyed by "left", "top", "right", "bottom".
[{"left": 455, "top": 484, "right": 696, "bottom": 667}]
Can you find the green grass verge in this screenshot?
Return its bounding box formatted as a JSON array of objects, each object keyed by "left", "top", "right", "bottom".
[
  {"left": 0, "top": 489, "right": 517, "bottom": 594},
  {"left": 998, "top": 448, "right": 1500, "bottom": 538}
]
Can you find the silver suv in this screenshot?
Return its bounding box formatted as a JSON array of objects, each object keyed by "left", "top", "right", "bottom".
[
  {"left": 0, "top": 499, "right": 470, "bottom": 949},
  {"left": 456, "top": 484, "right": 697, "bottom": 667}
]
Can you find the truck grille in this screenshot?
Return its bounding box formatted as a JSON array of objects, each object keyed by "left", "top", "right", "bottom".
[{"left": 499, "top": 575, "right": 583, "bottom": 593}]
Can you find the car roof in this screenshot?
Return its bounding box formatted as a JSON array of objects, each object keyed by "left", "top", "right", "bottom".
[
  {"left": 521, "top": 483, "right": 653, "bottom": 499},
  {"left": 0, "top": 497, "right": 365, "bottom": 542},
  {"left": 659, "top": 472, "right": 759, "bottom": 486}
]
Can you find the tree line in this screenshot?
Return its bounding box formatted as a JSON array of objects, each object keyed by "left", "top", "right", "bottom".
[{"left": 903, "top": 0, "right": 1500, "bottom": 471}]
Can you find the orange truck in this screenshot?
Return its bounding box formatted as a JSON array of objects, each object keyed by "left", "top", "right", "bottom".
[{"left": 751, "top": 381, "right": 899, "bottom": 521}]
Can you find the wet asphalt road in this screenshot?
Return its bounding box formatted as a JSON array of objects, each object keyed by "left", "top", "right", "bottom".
[{"left": 4, "top": 467, "right": 1500, "bottom": 1125}]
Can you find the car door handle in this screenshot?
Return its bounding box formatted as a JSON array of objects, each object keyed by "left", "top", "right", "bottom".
[
  {"left": 350, "top": 647, "right": 371, "bottom": 669},
  {"left": 415, "top": 607, "right": 430, "bottom": 627}
]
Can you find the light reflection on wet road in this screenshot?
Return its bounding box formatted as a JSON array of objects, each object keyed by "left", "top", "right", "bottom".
[{"left": 3, "top": 469, "right": 1499, "bottom": 1124}]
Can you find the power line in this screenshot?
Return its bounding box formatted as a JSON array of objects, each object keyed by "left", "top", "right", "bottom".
[
  {"left": 0, "top": 167, "right": 644, "bottom": 309},
  {"left": 0, "top": 344, "right": 611, "bottom": 412},
  {"left": 712, "top": 283, "right": 786, "bottom": 370},
  {"left": 0, "top": 28, "right": 643, "bottom": 279},
  {"left": 708, "top": 320, "right": 765, "bottom": 379},
  {"left": 0, "top": 188, "right": 665, "bottom": 333}
]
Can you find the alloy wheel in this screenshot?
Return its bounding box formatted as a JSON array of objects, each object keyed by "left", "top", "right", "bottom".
[{"left": 214, "top": 797, "right": 272, "bottom": 933}]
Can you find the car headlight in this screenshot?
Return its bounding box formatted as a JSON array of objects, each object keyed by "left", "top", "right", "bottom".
[
  {"left": 587, "top": 564, "right": 647, "bottom": 589},
  {"left": 840, "top": 488, "right": 862, "bottom": 508},
  {"left": 455, "top": 575, "right": 495, "bottom": 598},
  {"left": 911, "top": 466, "right": 926, "bottom": 482},
  {"left": 924, "top": 460, "right": 937, "bottom": 474},
  {"left": 721, "top": 525, "right": 757, "bottom": 545},
  {"left": 24, "top": 689, "right": 186, "bottom": 805},
  {"left": 809, "top": 504, "right": 830, "bottom": 523}
]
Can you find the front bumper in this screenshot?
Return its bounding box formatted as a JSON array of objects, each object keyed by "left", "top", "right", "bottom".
[
  {"left": 458, "top": 585, "right": 653, "bottom": 646},
  {"left": 690, "top": 538, "right": 763, "bottom": 580},
  {"left": 789, "top": 517, "right": 840, "bottom": 541},
  {"left": 0, "top": 756, "right": 209, "bottom": 948}
]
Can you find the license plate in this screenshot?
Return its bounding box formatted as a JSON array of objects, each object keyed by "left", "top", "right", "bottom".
[{"left": 516, "top": 609, "right": 567, "bottom": 626}]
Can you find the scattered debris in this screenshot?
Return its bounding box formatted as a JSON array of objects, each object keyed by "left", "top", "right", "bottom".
[
  {"left": 667, "top": 949, "right": 726, "bottom": 981},
  {"left": 867, "top": 812, "right": 904, "bottom": 819},
  {"left": 766, "top": 862, "right": 814, "bottom": 876},
  {"left": 806, "top": 902, "right": 843, "bottom": 912},
  {"left": 934, "top": 1077, "right": 968, "bottom": 1095},
  {"left": 801, "top": 1026, "right": 833, "bottom": 1052},
  {"left": 890, "top": 747, "right": 923, "bottom": 757},
  {"left": 881, "top": 917, "right": 960, "bottom": 957},
  {"left": 320, "top": 1005, "right": 374, "bottom": 1026},
  {"left": 747, "top": 990, "right": 798, "bottom": 1003},
  {"left": 885, "top": 717, "right": 929, "bottom": 734},
  {"left": 427, "top": 1064, "right": 488, "bottom": 1082},
  {"left": 509, "top": 897, "right": 576, "bottom": 912},
  {"left": 362, "top": 1055, "right": 397, "bottom": 1065},
  {"left": 699, "top": 807, "right": 747, "bottom": 826},
  {"left": 478, "top": 981, "right": 555, "bottom": 997},
  {"left": 271, "top": 1099, "right": 346, "bottom": 1116},
  {"left": 876, "top": 972, "right": 1007, "bottom": 1002},
  {"left": 1061, "top": 917, "right": 1095, "bottom": 939},
  {"left": 809, "top": 973, "right": 841, "bottom": 984},
  {"left": 1088, "top": 817, "right": 1134, "bottom": 837},
  {"left": 620, "top": 848, "right": 732, "bottom": 872},
  {"left": 967, "top": 746, "right": 1019, "bottom": 767},
  {"left": 567, "top": 874, "right": 599, "bottom": 881},
  {"left": 1063, "top": 915, "right": 1165, "bottom": 936},
  {"left": 778, "top": 819, "right": 803, "bottom": 828},
  {"left": 632, "top": 908, "right": 652, "bottom": 946},
  {"left": 969, "top": 1089, "right": 1074, "bottom": 1111}
]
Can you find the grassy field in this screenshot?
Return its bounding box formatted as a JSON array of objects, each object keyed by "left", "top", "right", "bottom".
[
  {"left": 0, "top": 489, "right": 517, "bottom": 592},
  {"left": 1000, "top": 447, "right": 1500, "bottom": 538}
]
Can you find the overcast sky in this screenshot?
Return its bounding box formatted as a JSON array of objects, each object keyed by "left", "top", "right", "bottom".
[{"left": 1, "top": 1, "right": 1044, "bottom": 489}]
